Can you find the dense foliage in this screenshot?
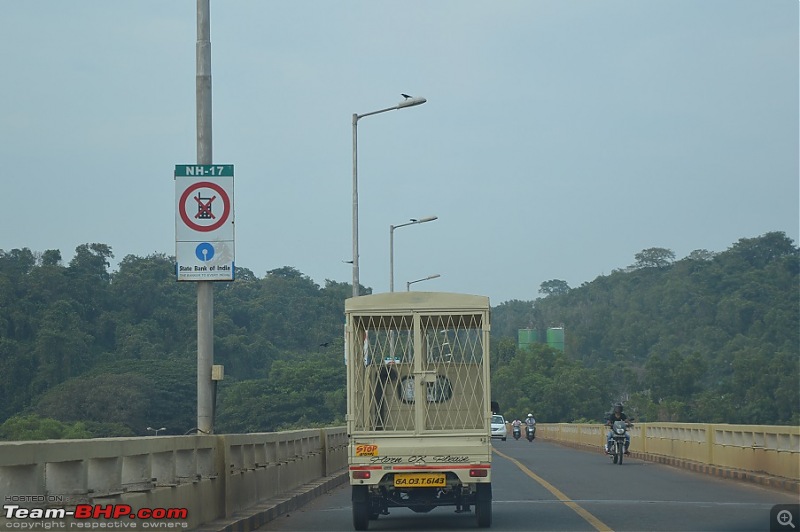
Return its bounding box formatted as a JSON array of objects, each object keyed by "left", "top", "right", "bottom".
[
  {"left": 0, "top": 231, "right": 796, "bottom": 440},
  {"left": 491, "top": 232, "right": 799, "bottom": 425},
  {"left": 0, "top": 249, "right": 350, "bottom": 439}
]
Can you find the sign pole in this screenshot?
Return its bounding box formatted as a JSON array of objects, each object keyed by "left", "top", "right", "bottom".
[{"left": 196, "top": 0, "right": 214, "bottom": 435}]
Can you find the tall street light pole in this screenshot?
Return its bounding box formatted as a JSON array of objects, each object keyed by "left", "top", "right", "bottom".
[
  {"left": 407, "top": 274, "right": 441, "bottom": 291},
  {"left": 352, "top": 95, "right": 426, "bottom": 298},
  {"left": 196, "top": 0, "right": 214, "bottom": 435},
  {"left": 390, "top": 216, "right": 437, "bottom": 292}
]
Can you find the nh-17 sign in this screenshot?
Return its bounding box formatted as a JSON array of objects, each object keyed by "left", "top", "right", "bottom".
[{"left": 175, "top": 165, "right": 235, "bottom": 281}]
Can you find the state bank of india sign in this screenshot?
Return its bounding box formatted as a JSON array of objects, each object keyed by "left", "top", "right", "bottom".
[{"left": 174, "top": 165, "right": 235, "bottom": 282}]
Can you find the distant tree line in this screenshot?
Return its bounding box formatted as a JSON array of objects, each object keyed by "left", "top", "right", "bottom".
[
  {"left": 0, "top": 247, "right": 350, "bottom": 439},
  {"left": 0, "top": 231, "right": 796, "bottom": 440},
  {"left": 491, "top": 232, "right": 798, "bottom": 425}
]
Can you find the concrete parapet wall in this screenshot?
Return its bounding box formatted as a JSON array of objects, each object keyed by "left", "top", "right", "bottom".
[
  {"left": 0, "top": 427, "right": 347, "bottom": 530},
  {"left": 2, "top": 423, "right": 794, "bottom": 529},
  {"left": 537, "top": 422, "right": 799, "bottom": 491}
]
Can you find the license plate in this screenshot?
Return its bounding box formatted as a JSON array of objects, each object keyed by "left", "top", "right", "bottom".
[{"left": 393, "top": 473, "right": 446, "bottom": 488}]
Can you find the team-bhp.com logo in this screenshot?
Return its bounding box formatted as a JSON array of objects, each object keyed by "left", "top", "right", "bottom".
[{"left": 4, "top": 504, "right": 188, "bottom": 528}]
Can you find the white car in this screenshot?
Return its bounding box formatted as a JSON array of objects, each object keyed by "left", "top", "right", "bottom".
[{"left": 491, "top": 414, "right": 507, "bottom": 441}]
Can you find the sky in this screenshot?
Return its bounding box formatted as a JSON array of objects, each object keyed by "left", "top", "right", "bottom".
[{"left": 2, "top": 1, "right": 797, "bottom": 305}]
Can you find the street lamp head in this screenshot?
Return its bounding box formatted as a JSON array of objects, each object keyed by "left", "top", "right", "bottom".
[
  {"left": 397, "top": 95, "right": 427, "bottom": 109},
  {"left": 406, "top": 273, "right": 441, "bottom": 291},
  {"left": 390, "top": 215, "right": 438, "bottom": 292},
  {"left": 354, "top": 95, "right": 428, "bottom": 298},
  {"left": 404, "top": 215, "right": 438, "bottom": 226}
]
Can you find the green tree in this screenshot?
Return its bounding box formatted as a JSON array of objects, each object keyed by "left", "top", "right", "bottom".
[
  {"left": 29, "top": 300, "right": 93, "bottom": 393},
  {"left": 0, "top": 248, "right": 36, "bottom": 278},
  {"left": 35, "top": 373, "right": 151, "bottom": 429},
  {"left": 539, "top": 279, "right": 571, "bottom": 296},
  {"left": 633, "top": 247, "right": 676, "bottom": 269},
  {"left": 216, "top": 353, "right": 346, "bottom": 433},
  {"left": 0, "top": 414, "right": 92, "bottom": 441},
  {"left": 492, "top": 343, "right": 609, "bottom": 422},
  {"left": 490, "top": 300, "right": 536, "bottom": 340}
]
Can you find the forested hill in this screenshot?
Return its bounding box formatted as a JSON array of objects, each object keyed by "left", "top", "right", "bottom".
[
  {"left": 490, "top": 231, "right": 798, "bottom": 425},
  {"left": 0, "top": 232, "right": 796, "bottom": 440}
]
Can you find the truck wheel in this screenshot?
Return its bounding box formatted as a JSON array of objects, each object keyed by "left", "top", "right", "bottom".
[
  {"left": 351, "top": 486, "right": 370, "bottom": 531},
  {"left": 475, "top": 483, "right": 492, "bottom": 528}
]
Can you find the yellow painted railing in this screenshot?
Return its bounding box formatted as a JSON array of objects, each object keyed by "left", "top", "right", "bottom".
[
  {"left": 0, "top": 428, "right": 348, "bottom": 530},
  {"left": 537, "top": 422, "right": 799, "bottom": 483},
  {"left": 1, "top": 422, "right": 796, "bottom": 530}
]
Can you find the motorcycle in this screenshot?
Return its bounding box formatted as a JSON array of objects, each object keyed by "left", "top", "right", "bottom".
[
  {"left": 512, "top": 425, "right": 521, "bottom": 441},
  {"left": 525, "top": 424, "right": 536, "bottom": 442},
  {"left": 608, "top": 420, "right": 631, "bottom": 464}
]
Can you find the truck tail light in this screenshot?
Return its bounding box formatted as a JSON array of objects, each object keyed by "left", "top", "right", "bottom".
[
  {"left": 352, "top": 470, "right": 371, "bottom": 480},
  {"left": 469, "top": 469, "right": 488, "bottom": 477}
]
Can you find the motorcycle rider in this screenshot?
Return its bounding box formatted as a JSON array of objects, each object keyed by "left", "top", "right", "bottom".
[
  {"left": 524, "top": 413, "right": 536, "bottom": 438},
  {"left": 511, "top": 417, "right": 522, "bottom": 438},
  {"left": 605, "top": 403, "right": 631, "bottom": 455}
]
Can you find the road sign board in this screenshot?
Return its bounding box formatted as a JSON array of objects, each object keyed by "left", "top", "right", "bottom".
[
  {"left": 175, "top": 164, "right": 234, "bottom": 177},
  {"left": 177, "top": 180, "right": 232, "bottom": 234},
  {"left": 175, "top": 165, "right": 235, "bottom": 281},
  {"left": 176, "top": 241, "right": 234, "bottom": 281}
]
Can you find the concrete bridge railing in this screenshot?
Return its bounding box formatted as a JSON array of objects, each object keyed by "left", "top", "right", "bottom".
[
  {"left": 0, "top": 427, "right": 348, "bottom": 530},
  {"left": 537, "top": 422, "right": 799, "bottom": 491},
  {"left": 2, "top": 423, "right": 797, "bottom": 530}
]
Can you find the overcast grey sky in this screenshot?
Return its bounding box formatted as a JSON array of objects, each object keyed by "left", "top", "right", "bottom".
[{"left": 2, "top": 1, "right": 797, "bottom": 305}]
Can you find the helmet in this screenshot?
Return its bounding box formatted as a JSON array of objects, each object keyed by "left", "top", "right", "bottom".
[
  {"left": 613, "top": 403, "right": 624, "bottom": 413},
  {"left": 527, "top": 413, "right": 533, "bottom": 417}
]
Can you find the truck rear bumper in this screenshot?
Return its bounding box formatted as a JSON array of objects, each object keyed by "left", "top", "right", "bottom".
[{"left": 349, "top": 463, "right": 491, "bottom": 486}]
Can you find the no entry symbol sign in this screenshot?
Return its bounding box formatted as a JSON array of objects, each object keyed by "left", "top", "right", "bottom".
[{"left": 178, "top": 181, "right": 231, "bottom": 232}]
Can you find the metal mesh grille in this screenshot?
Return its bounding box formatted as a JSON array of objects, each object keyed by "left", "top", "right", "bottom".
[{"left": 350, "top": 311, "right": 486, "bottom": 433}]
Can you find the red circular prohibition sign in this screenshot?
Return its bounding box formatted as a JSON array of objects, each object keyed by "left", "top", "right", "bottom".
[{"left": 179, "top": 181, "right": 231, "bottom": 232}]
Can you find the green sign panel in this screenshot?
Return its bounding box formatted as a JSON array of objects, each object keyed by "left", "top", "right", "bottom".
[{"left": 175, "top": 164, "right": 234, "bottom": 177}]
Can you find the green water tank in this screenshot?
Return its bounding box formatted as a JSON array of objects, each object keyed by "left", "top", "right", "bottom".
[
  {"left": 546, "top": 327, "right": 565, "bottom": 351},
  {"left": 518, "top": 328, "right": 539, "bottom": 348}
]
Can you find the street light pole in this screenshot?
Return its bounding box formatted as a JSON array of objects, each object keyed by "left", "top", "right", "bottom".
[
  {"left": 196, "top": 0, "right": 214, "bottom": 435},
  {"left": 390, "top": 216, "right": 437, "bottom": 292},
  {"left": 352, "top": 95, "right": 427, "bottom": 298},
  {"left": 406, "top": 274, "right": 441, "bottom": 291}
]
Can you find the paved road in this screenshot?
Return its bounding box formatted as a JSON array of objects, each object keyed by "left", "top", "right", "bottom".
[{"left": 261, "top": 440, "right": 798, "bottom": 531}]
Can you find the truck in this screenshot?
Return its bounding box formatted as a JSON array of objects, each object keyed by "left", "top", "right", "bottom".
[{"left": 345, "top": 292, "right": 493, "bottom": 530}]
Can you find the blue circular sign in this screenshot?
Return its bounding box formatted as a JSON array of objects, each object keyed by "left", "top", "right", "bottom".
[{"left": 195, "top": 243, "right": 215, "bottom": 262}]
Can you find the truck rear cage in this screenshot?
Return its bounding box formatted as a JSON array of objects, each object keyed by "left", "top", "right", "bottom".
[{"left": 348, "top": 301, "right": 488, "bottom": 433}]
